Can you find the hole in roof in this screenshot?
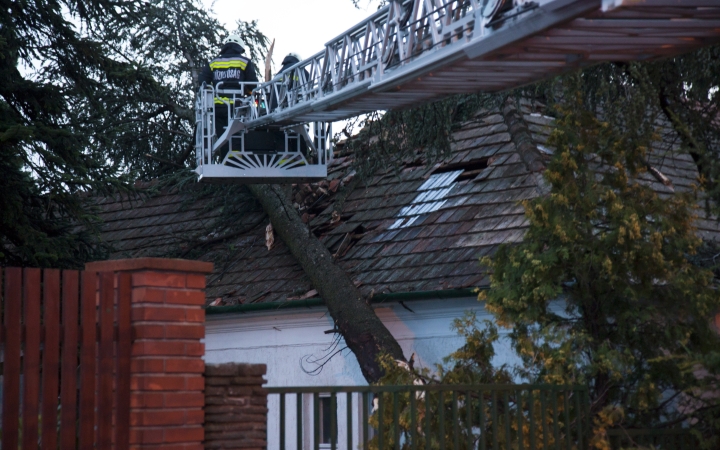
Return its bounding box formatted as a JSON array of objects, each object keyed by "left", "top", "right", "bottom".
[
  {"left": 403, "top": 158, "right": 425, "bottom": 169},
  {"left": 331, "top": 224, "right": 366, "bottom": 259},
  {"left": 312, "top": 213, "right": 354, "bottom": 238},
  {"left": 433, "top": 158, "right": 489, "bottom": 181}
]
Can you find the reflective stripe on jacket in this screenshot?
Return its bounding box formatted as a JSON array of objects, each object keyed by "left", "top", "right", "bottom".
[
  {"left": 210, "top": 56, "right": 251, "bottom": 84},
  {"left": 198, "top": 43, "right": 258, "bottom": 89},
  {"left": 210, "top": 57, "right": 249, "bottom": 71}
]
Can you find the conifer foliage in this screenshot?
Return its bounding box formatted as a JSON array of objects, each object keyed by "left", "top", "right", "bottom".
[
  {"left": 1, "top": 0, "right": 265, "bottom": 267},
  {"left": 481, "top": 88, "right": 720, "bottom": 442}
]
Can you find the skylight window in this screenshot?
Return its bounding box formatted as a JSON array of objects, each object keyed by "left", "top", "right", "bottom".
[{"left": 388, "top": 170, "right": 463, "bottom": 229}]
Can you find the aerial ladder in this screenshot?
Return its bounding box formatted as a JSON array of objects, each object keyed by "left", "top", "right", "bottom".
[{"left": 195, "top": 0, "right": 720, "bottom": 184}]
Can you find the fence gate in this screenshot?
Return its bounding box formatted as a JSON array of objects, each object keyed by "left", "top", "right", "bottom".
[{"left": 1, "top": 267, "right": 132, "bottom": 449}]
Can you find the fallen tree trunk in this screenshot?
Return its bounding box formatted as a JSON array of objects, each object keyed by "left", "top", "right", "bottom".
[{"left": 247, "top": 183, "right": 405, "bottom": 383}]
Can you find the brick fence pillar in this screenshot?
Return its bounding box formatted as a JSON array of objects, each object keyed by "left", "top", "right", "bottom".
[
  {"left": 86, "top": 258, "right": 213, "bottom": 450},
  {"left": 204, "top": 363, "right": 268, "bottom": 450}
]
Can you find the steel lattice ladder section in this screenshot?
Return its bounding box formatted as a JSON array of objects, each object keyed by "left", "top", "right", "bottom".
[{"left": 195, "top": 0, "right": 720, "bottom": 184}]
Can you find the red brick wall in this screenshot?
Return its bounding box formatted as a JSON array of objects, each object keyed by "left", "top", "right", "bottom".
[
  {"left": 204, "top": 364, "right": 268, "bottom": 450},
  {"left": 86, "top": 257, "right": 213, "bottom": 450}
]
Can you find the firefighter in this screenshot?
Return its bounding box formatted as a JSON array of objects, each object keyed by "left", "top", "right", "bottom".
[
  {"left": 279, "top": 53, "right": 304, "bottom": 89},
  {"left": 199, "top": 34, "right": 259, "bottom": 159},
  {"left": 269, "top": 52, "right": 310, "bottom": 112}
]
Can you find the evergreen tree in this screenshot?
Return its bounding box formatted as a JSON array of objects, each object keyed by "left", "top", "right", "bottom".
[
  {"left": 1, "top": 0, "right": 268, "bottom": 267},
  {"left": 480, "top": 85, "right": 720, "bottom": 444},
  {"left": 369, "top": 74, "right": 720, "bottom": 443}
]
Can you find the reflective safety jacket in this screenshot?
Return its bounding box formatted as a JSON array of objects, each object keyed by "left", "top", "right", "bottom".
[
  {"left": 199, "top": 43, "right": 259, "bottom": 99},
  {"left": 277, "top": 55, "right": 310, "bottom": 91},
  {"left": 268, "top": 55, "right": 311, "bottom": 111}
]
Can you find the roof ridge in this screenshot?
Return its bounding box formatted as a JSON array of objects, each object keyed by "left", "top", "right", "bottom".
[
  {"left": 501, "top": 98, "right": 551, "bottom": 196},
  {"left": 501, "top": 97, "right": 547, "bottom": 174}
]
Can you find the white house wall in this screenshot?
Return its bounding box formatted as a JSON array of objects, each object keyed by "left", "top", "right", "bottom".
[
  {"left": 204, "top": 297, "right": 518, "bottom": 387},
  {"left": 204, "top": 298, "right": 522, "bottom": 450}
]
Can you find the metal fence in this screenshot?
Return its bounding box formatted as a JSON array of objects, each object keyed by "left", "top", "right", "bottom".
[
  {"left": 267, "top": 384, "right": 590, "bottom": 450},
  {"left": 606, "top": 428, "right": 698, "bottom": 450}
]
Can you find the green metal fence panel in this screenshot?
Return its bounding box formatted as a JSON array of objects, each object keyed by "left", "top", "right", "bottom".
[
  {"left": 410, "top": 391, "right": 418, "bottom": 450},
  {"left": 331, "top": 393, "right": 338, "bottom": 450},
  {"left": 297, "top": 393, "right": 303, "bottom": 450},
  {"left": 479, "top": 389, "right": 487, "bottom": 450},
  {"left": 347, "top": 393, "right": 353, "bottom": 450},
  {"left": 466, "top": 390, "right": 473, "bottom": 450},
  {"left": 393, "top": 391, "right": 400, "bottom": 450},
  {"left": 517, "top": 391, "right": 525, "bottom": 450},
  {"left": 425, "top": 391, "right": 431, "bottom": 450},
  {"left": 606, "top": 428, "right": 698, "bottom": 450},
  {"left": 362, "top": 391, "right": 369, "bottom": 450},
  {"left": 280, "top": 393, "right": 286, "bottom": 450},
  {"left": 541, "top": 389, "right": 550, "bottom": 449},
  {"left": 267, "top": 384, "right": 591, "bottom": 449},
  {"left": 313, "top": 393, "right": 319, "bottom": 450},
  {"left": 439, "top": 390, "right": 446, "bottom": 449},
  {"left": 492, "top": 390, "right": 499, "bottom": 450},
  {"left": 529, "top": 390, "right": 536, "bottom": 450}
]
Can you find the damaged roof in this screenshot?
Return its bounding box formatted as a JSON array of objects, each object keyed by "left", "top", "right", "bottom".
[{"left": 94, "top": 104, "right": 720, "bottom": 307}]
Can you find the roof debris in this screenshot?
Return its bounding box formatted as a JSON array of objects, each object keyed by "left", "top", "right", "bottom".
[{"left": 265, "top": 223, "right": 275, "bottom": 251}]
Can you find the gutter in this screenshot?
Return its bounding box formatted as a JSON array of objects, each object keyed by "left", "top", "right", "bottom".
[{"left": 205, "top": 287, "right": 485, "bottom": 315}]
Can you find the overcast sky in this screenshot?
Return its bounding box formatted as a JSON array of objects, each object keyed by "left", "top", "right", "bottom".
[{"left": 204, "top": 0, "right": 378, "bottom": 74}]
